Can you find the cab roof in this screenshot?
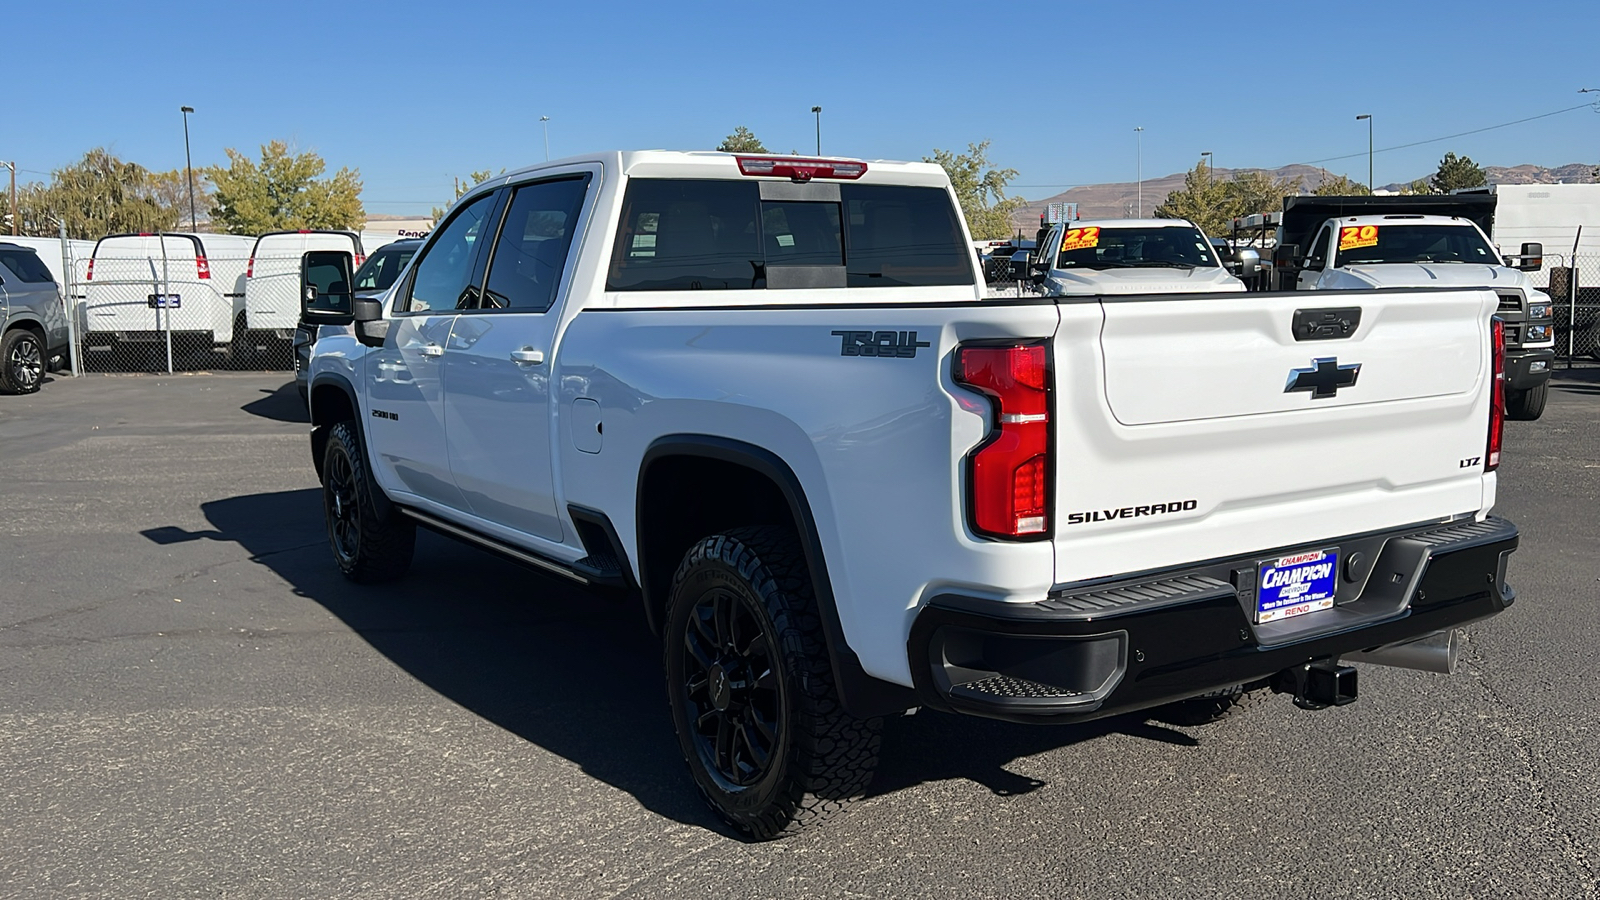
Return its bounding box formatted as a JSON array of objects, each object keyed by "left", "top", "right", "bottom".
[{"left": 480, "top": 150, "right": 954, "bottom": 192}]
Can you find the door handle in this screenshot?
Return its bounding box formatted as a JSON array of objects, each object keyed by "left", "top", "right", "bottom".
[
  {"left": 510, "top": 348, "right": 545, "bottom": 366},
  {"left": 419, "top": 343, "right": 444, "bottom": 358}
]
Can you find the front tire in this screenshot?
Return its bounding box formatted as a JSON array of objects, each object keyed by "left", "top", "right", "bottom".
[
  {"left": 1505, "top": 381, "right": 1548, "bottom": 421},
  {"left": 664, "top": 527, "right": 881, "bottom": 839},
  {"left": 0, "top": 328, "right": 45, "bottom": 394},
  {"left": 322, "top": 420, "right": 415, "bottom": 583}
]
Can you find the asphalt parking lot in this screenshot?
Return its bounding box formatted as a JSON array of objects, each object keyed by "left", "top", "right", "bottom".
[{"left": 2, "top": 369, "right": 1597, "bottom": 899}]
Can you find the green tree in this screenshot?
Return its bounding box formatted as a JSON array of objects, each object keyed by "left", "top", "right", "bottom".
[
  {"left": 1430, "top": 151, "right": 1487, "bottom": 194},
  {"left": 1313, "top": 173, "right": 1369, "bottom": 196},
  {"left": 1153, "top": 160, "right": 1233, "bottom": 235},
  {"left": 9, "top": 149, "right": 183, "bottom": 239},
  {"left": 431, "top": 169, "right": 502, "bottom": 221},
  {"left": 925, "top": 140, "right": 1023, "bottom": 240},
  {"left": 207, "top": 141, "right": 364, "bottom": 234},
  {"left": 1399, "top": 178, "right": 1436, "bottom": 195},
  {"left": 717, "top": 126, "right": 767, "bottom": 153},
  {"left": 1222, "top": 169, "right": 1302, "bottom": 223}
]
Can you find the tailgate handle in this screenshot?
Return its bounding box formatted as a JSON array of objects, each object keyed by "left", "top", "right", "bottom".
[{"left": 1293, "top": 307, "right": 1362, "bottom": 341}]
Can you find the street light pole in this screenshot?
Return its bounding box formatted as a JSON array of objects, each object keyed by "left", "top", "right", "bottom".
[
  {"left": 1201, "top": 150, "right": 1213, "bottom": 184},
  {"left": 1356, "top": 114, "right": 1373, "bottom": 193},
  {"left": 540, "top": 116, "right": 551, "bottom": 161},
  {"left": 180, "top": 106, "right": 196, "bottom": 231},
  {"left": 1134, "top": 127, "right": 1144, "bottom": 217},
  {"left": 811, "top": 106, "right": 822, "bottom": 155}
]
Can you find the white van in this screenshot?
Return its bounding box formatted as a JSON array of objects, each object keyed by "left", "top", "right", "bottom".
[
  {"left": 244, "top": 230, "right": 364, "bottom": 339},
  {"left": 82, "top": 233, "right": 253, "bottom": 355},
  {"left": 0, "top": 236, "right": 96, "bottom": 291}
]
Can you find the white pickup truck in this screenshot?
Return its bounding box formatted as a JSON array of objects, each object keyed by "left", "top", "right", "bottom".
[
  {"left": 1274, "top": 195, "right": 1556, "bottom": 420},
  {"left": 1032, "top": 218, "right": 1245, "bottom": 296},
  {"left": 305, "top": 151, "right": 1521, "bottom": 839}
]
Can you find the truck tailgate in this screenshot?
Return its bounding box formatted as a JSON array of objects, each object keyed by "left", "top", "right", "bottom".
[{"left": 1051, "top": 289, "right": 1498, "bottom": 585}]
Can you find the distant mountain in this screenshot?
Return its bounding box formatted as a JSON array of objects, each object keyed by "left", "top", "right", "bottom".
[{"left": 1011, "top": 162, "right": 1598, "bottom": 230}]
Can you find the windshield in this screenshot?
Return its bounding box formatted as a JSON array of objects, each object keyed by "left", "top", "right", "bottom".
[
  {"left": 1055, "top": 226, "right": 1218, "bottom": 270},
  {"left": 1334, "top": 223, "right": 1498, "bottom": 266},
  {"left": 353, "top": 245, "right": 417, "bottom": 292}
]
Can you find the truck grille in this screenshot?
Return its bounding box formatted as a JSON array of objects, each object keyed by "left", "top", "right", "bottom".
[{"left": 1497, "top": 293, "right": 1522, "bottom": 313}]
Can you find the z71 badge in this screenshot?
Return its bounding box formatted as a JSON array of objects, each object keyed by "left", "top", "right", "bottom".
[{"left": 831, "top": 330, "right": 931, "bottom": 359}]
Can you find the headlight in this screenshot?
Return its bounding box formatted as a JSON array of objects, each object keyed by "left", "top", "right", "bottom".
[
  {"left": 1527, "top": 325, "right": 1552, "bottom": 341},
  {"left": 1529, "top": 303, "right": 1551, "bottom": 319}
]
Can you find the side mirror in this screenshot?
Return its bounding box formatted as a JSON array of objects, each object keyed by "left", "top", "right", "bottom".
[
  {"left": 1518, "top": 242, "right": 1543, "bottom": 272},
  {"left": 1236, "top": 248, "right": 1261, "bottom": 274},
  {"left": 353, "top": 296, "right": 390, "bottom": 348},
  {"left": 300, "top": 250, "right": 355, "bottom": 325}
]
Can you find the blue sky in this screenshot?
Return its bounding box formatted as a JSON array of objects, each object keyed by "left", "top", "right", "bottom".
[{"left": 9, "top": 0, "right": 1599, "bottom": 216}]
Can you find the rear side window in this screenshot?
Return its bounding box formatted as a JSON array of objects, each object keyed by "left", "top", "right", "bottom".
[
  {"left": 607, "top": 180, "right": 973, "bottom": 291},
  {"left": 477, "top": 176, "right": 590, "bottom": 311},
  {"left": 0, "top": 249, "right": 53, "bottom": 283}
]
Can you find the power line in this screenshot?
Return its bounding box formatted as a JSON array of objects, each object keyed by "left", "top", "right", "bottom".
[{"left": 1297, "top": 102, "right": 1595, "bottom": 166}]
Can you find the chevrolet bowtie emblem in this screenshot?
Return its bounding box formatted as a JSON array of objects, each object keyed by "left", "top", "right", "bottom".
[{"left": 1285, "top": 357, "right": 1361, "bottom": 399}]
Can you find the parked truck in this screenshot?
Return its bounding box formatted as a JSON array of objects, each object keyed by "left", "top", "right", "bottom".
[
  {"left": 1270, "top": 194, "right": 1554, "bottom": 419},
  {"left": 1030, "top": 218, "right": 1246, "bottom": 296},
  {"left": 306, "top": 151, "right": 1521, "bottom": 838}
]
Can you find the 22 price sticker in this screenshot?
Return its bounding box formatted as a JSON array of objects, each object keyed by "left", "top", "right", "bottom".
[
  {"left": 1060, "top": 226, "right": 1101, "bottom": 252},
  {"left": 1339, "top": 225, "right": 1379, "bottom": 251}
]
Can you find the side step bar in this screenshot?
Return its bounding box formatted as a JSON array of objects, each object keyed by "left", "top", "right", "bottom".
[{"left": 398, "top": 506, "right": 591, "bottom": 586}]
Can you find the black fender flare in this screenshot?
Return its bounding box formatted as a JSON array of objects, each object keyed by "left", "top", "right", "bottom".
[{"left": 638, "top": 435, "right": 914, "bottom": 718}]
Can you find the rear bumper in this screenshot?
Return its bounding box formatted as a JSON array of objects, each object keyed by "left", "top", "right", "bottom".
[
  {"left": 908, "top": 516, "right": 1518, "bottom": 724},
  {"left": 1505, "top": 348, "right": 1554, "bottom": 390}
]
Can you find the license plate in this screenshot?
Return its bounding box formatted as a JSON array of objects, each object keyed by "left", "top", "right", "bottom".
[
  {"left": 1256, "top": 549, "right": 1338, "bottom": 623},
  {"left": 147, "top": 294, "right": 181, "bottom": 308}
]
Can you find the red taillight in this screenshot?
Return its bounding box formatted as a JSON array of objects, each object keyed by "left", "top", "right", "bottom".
[
  {"left": 86, "top": 259, "right": 94, "bottom": 281},
  {"left": 246, "top": 257, "right": 255, "bottom": 278},
  {"left": 735, "top": 156, "right": 868, "bottom": 181},
  {"left": 196, "top": 255, "right": 211, "bottom": 280},
  {"left": 955, "top": 342, "right": 1051, "bottom": 538},
  {"left": 1487, "top": 318, "right": 1505, "bottom": 471}
]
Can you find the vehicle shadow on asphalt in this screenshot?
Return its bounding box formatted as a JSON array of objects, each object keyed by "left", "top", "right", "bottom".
[
  {"left": 239, "top": 381, "right": 309, "bottom": 423},
  {"left": 143, "top": 487, "right": 1199, "bottom": 836}
]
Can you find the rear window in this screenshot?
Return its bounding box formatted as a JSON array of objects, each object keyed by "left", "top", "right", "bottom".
[
  {"left": 607, "top": 180, "right": 972, "bottom": 291},
  {"left": 353, "top": 245, "right": 417, "bottom": 292},
  {"left": 0, "top": 248, "right": 54, "bottom": 283}
]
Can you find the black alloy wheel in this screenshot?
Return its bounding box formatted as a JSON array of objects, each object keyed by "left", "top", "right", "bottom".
[
  {"left": 1, "top": 329, "right": 44, "bottom": 394},
  {"left": 324, "top": 442, "right": 362, "bottom": 566},
  {"left": 664, "top": 528, "right": 881, "bottom": 839},
  {"left": 320, "top": 420, "right": 415, "bottom": 583},
  {"left": 681, "top": 585, "right": 785, "bottom": 789}
]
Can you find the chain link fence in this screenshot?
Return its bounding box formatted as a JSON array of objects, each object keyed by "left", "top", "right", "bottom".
[
  {"left": 64, "top": 253, "right": 295, "bottom": 374},
  {"left": 1533, "top": 254, "right": 1600, "bottom": 363}
]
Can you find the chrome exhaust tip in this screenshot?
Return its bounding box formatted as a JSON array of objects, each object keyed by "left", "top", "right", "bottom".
[{"left": 1344, "top": 629, "right": 1462, "bottom": 675}]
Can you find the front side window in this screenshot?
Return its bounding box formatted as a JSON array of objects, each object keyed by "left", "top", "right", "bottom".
[
  {"left": 1332, "top": 224, "right": 1498, "bottom": 266},
  {"left": 478, "top": 177, "right": 590, "bottom": 311},
  {"left": 1307, "top": 227, "right": 1333, "bottom": 269},
  {"left": 400, "top": 193, "right": 495, "bottom": 313},
  {"left": 1055, "top": 226, "right": 1219, "bottom": 270},
  {"left": 606, "top": 180, "right": 973, "bottom": 291}
]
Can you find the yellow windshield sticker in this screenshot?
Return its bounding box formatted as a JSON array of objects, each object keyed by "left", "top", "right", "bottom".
[
  {"left": 1339, "top": 225, "right": 1379, "bottom": 251},
  {"left": 1060, "top": 226, "right": 1101, "bottom": 252}
]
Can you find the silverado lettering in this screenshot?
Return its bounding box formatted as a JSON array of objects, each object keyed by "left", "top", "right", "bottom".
[{"left": 1064, "top": 499, "right": 1199, "bottom": 525}]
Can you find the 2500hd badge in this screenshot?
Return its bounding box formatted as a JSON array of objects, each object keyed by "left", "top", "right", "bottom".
[{"left": 1064, "top": 499, "right": 1199, "bottom": 525}]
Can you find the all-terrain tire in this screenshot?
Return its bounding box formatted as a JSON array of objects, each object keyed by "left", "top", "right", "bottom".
[
  {"left": 322, "top": 420, "right": 415, "bottom": 583},
  {"left": 1505, "top": 381, "right": 1548, "bottom": 421},
  {"left": 1151, "top": 684, "right": 1264, "bottom": 727},
  {"left": 0, "top": 328, "right": 45, "bottom": 394},
  {"left": 664, "top": 527, "right": 881, "bottom": 840}
]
